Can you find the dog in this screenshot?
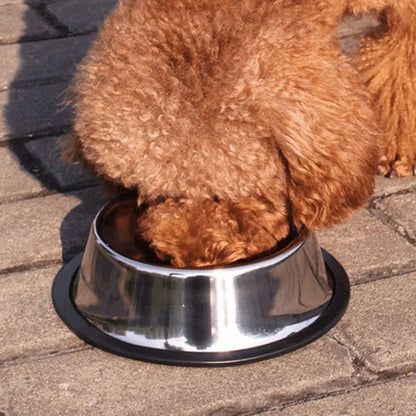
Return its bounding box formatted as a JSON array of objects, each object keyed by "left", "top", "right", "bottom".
[{"left": 67, "top": 0, "right": 415, "bottom": 267}]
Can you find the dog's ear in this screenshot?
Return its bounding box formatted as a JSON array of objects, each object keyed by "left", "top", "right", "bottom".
[{"left": 258, "top": 77, "right": 379, "bottom": 232}]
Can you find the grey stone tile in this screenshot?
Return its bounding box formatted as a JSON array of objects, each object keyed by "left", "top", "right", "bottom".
[
  {"left": 0, "top": 1, "right": 57, "bottom": 4},
  {"left": 317, "top": 210, "right": 416, "bottom": 284},
  {"left": 267, "top": 376, "right": 416, "bottom": 415},
  {"left": 0, "top": 82, "right": 72, "bottom": 140},
  {"left": 0, "top": 146, "right": 44, "bottom": 202},
  {"left": 46, "top": 0, "right": 118, "bottom": 33},
  {"left": 1, "top": 134, "right": 94, "bottom": 203},
  {"left": 0, "top": 3, "right": 57, "bottom": 44},
  {"left": 339, "top": 36, "right": 360, "bottom": 56},
  {"left": 374, "top": 191, "right": 416, "bottom": 242},
  {"left": 0, "top": 337, "right": 354, "bottom": 416},
  {"left": 338, "top": 14, "right": 381, "bottom": 56},
  {"left": 0, "top": 0, "right": 25, "bottom": 4},
  {"left": 0, "top": 265, "right": 83, "bottom": 362},
  {"left": 334, "top": 273, "right": 416, "bottom": 373},
  {"left": 338, "top": 14, "right": 380, "bottom": 38},
  {"left": 0, "top": 187, "right": 108, "bottom": 271},
  {"left": 0, "top": 35, "right": 95, "bottom": 90},
  {"left": 373, "top": 176, "right": 416, "bottom": 199},
  {"left": 0, "top": 0, "right": 22, "bottom": 4},
  {"left": 25, "top": 135, "right": 96, "bottom": 189}
]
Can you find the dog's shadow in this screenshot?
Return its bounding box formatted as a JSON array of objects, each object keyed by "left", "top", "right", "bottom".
[{"left": 3, "top": 2, "right": 116, "bottom": 263}]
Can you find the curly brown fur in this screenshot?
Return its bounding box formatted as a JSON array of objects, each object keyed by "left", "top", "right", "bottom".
[
  {"left": 348, "top": 1, "right": 416, "bottom": 177},
  {"left": 137, "top": 196, "right": 290, "bottom": 267},
  {"left": 67, "top": 0, "right": 401, "bottom": 267}
]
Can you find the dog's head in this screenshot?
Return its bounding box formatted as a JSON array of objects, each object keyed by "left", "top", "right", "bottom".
[{"left": 70, "top": 0, "right": 379, "bottom": 266}]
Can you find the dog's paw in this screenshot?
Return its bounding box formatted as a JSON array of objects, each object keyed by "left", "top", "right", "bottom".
[{"left": 378, "top": 155, "right": 416, "bottom": 178}]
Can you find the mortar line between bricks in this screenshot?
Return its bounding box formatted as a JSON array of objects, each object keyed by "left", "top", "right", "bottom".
[
  {"left": 350, "top": 265, "right": 416, "bottom": 287},
  {"left": 0, "top": 125, "right": 73, "bottom": 147},
  {"left": 329, "top": 334, "right": 376, "bottom": 379},
  {"left": 187, "top": 337, "right": 365, "bottom": 416},
  {"left": 216, "top": 379, "right": 375, "bottom": 416},
  {"left": 367, "top": 205, "right": 416, "bottom": 247},
  {"left": 0, "top": 183, "right": 100, "bottom": 207},
  {"left": 1, "top": 76, "right": 72, "bottom": 93},
  {"left": 0, "top": 30, "right": 97, "bottom": 47},
  {"left": 0, "top": 182, "right": 100, "bottom": 205},
  {"left": 330, "top": 333, "right": 416, "bottom": 381},
  {"left": 251, "top": 373, "right": 416, "bottom": 416},
  {"left": 0, "top": 34, "right": 64, "bottom": 47},
  {"left": 0, "top": 258, "right": 63, "bottom": 278},
  {"left": 0, "top": 345, "right": 93, "bottom": 369},
  {"left": 32, "top": 2, "right": 70, "bottom": 35},
  {"left": 0, "top": 30, "right": 95, "bottom": 48},
  {"left": 371, "top": 186, "right": 416, "bottom": 201},
  {"left": 0, "top": 189, "right": 57, "bottom": 206},
  {"left": 7, "top": 139, "right": 67, "bottom": 190}
]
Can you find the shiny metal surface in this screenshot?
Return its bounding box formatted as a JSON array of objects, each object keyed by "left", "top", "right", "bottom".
[{"left": 73, "top": 197, "right": 333, "bottom": 353}]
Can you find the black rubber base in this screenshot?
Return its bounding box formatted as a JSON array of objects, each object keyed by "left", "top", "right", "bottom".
[{"left": 52, "top": 250, "right": 350, "bottom": 367}]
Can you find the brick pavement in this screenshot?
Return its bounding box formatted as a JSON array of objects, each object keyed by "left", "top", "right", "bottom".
[{"left": 0, "top": 2, "right": 415, "bottom": 415}]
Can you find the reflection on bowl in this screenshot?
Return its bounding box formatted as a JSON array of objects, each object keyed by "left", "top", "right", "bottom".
[{"left": 73, "top": 195, "right": 334, "bottom": 353}]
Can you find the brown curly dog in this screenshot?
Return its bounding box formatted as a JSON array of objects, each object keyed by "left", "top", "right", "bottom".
[{"left": 67, "top": 0, "right": 415, "bottom": 267}]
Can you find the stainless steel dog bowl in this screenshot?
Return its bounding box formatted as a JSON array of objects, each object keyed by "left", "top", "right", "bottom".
[{"left": 53, "top": 196, "right": 350, "bottom": 366}]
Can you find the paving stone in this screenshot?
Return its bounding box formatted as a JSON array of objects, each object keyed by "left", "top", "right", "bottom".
[
  {"left": 317, "top": 209, "right": 416, "bottom": 283},
  {"left": 46, "top": 0, "right": 118, "bottom": 33},
  {"left": 0, "top": 336, "right": 354, "bottom": 416},
  {"left": 334, "top": 273, "right": 416, "bottom": 373},
  {"left": 1, "top": 0, "right": 107, "bottom": 5},
  {"left": 337, "top": 14, "right": 380, "bottom": 38},
  {"left": 25, "top": 135, "right": 96, "bottom": 189},
  {"left": 339, "top": 36, "right": 360, "bottom": 56},
  {"left": 0, "top": 146, "right": 44, "bottom": 202},
  {"left": 0, "top": 265, "right": 83, "bottom": 363},
  {"left": 0, "top": 187, "right": 108, "bottom": 271},
  {"left": 0, "top": 3, "right": 57, "bottom": 44},
  {"left": 338, "top": 14, "right": 382, "bottom": 56},
  {"left": 374, "top": 192, "right": 416, "bottom": 242},
  {"left": 0, "top": 82, "right": 72, "bottom": 140},
  {"left": 0, "top": 1, "right": 56, "bottom": 5},
  {"left": 373, "top": 176, "right": 416, "bottom": 199},
  {"left": 0, "top": 34, "right": 95, "bottom": 90},
  {"left": 267, "top": 376, "right": 416, "bottom": 415},
  {"left": 0, "top": 0, "right": 23, "bottom": 4},
  {"left": 0, "top": 0, "right": 25, "bottom": 5}
]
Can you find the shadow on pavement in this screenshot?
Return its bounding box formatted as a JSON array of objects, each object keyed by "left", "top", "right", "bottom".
[{"left": 3, "top": 1, "right": 116, "bottom": 262}]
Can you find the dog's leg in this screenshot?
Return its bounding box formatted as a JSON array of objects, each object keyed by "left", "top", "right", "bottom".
[{"left": 347, "top": 1, "right": 416, "bottom": 176}]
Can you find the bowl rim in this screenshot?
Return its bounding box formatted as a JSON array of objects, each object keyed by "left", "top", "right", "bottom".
[{"left": 93, "top": 195, "right": 309, "bottom": 277}]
